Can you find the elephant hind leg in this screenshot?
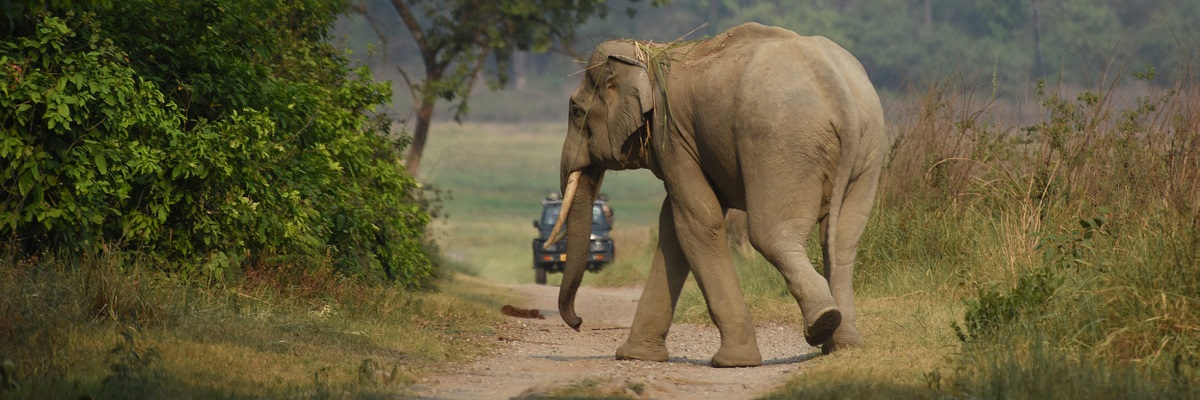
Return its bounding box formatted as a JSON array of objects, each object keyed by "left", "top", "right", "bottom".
[
  {"left": 821, "top": 161, "right": 883, "bottom": 353},
  {"left": 745, "top": 175, "right": 841, "bottom": 347},
  {"left": 806, "top": 304, "right": 842, "bottom": 347}
]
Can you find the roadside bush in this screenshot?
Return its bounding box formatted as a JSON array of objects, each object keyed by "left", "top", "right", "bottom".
[{"left": 1, "top": 2, "right": 436, "bottom": 286}]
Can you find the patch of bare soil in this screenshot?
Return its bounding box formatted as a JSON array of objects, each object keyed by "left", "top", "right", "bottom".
[{"left": 411, "top": 284, "right": 823, "bottom": 399}]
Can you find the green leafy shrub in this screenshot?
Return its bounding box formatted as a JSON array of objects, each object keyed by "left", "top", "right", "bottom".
[
  {"left": 952, "top": 267, "right": 1061, "bottom": 343},
  {"left": 1, "top": 2, "right": 435, "bottom": 286}
]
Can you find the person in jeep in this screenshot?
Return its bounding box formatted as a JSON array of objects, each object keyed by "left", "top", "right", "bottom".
[{"left": 531, "top": 193, "right": 615, "bottom": 285}]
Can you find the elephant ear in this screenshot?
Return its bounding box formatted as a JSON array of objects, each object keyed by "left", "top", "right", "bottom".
[
  {"left": 600, "top": 51, "right": 654, "bottom": 158},
  {"left": 607, "top": 54, "right": 653, "bottom": 115}
]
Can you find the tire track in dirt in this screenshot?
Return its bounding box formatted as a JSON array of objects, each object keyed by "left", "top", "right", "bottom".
[{"left": 411, "top": 284, "right": 823, "bottom": 399}]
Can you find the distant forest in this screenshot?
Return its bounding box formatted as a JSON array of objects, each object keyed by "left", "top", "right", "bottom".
[{"left": 339, "top": 0, "right": 1200, "bottom": 121}]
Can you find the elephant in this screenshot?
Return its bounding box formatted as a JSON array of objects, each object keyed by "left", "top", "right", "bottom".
[{"left": 544, "top": 23, "right": 888, "bottom": 367}]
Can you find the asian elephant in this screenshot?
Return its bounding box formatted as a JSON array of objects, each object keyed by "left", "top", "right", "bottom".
[{"left": 544, "top": 23, "right": 887, "bottom": 367}]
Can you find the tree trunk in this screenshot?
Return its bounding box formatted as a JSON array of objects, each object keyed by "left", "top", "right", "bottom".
[
  {"left": 916, "top": 0, "right": 932, "bottom": 40},
  {"left": 923, "top": 0, "right": 933, "bottom": 27},
  {"left": 1031, "top": 0, "right": 1046, "bottom": 79},
  {"left": 405, "top": 99, "right": 434, "bottom": 174},
  {"left": 358, "top": 3, "right": 427, "bottom": 174},
  {"left": 514, "top": 51, "right": 528, "bottom": 90}
]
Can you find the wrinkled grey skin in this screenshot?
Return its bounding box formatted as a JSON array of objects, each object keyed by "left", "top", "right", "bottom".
[{"left": 550, "top": 23, "right": 887, "bottom": 367}]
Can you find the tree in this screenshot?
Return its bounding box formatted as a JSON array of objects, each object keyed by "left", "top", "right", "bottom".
[{"left": 358, "top": 0, "right": 662, "bottom": 175}]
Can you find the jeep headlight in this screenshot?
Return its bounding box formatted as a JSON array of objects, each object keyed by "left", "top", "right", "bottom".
[
  {"left": 544, "top": 242, "right": 558, "bottom": 252},
  {"left": 589, "top": 241, "right": 606, "bottom": 252}
]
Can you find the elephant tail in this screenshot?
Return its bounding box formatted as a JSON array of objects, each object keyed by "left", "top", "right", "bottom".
[
  {"left": 823, "top": 121, "right": 856, "bottom": 277},
  {"left": 822, "top": 114, "right": 886, "bottom": 284}
]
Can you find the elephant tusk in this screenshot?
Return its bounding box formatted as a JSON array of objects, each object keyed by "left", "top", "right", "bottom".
[{"left": 544, "top": 170, "right": 580, "bottom": 249}]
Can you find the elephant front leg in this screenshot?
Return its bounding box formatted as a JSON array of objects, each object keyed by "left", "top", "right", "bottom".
[
  {"left": 618, "top": 198, "right": 689, "bottom": 361},
  {"left": 666, "top": 196, "right": 762, "bottom": 367},
  {"left": 616, "top": 223, "right": 688, "bottom": 362}
]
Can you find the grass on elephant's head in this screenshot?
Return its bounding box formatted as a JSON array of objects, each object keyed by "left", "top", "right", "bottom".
[{"left": 0, "top": 251, "right": 512, "bottom": 398}]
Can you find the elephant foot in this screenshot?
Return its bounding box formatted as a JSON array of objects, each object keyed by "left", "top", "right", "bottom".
[
  {"left": 616, "top": 340, "right": 669, "bottom": 362},
  {"left": 710, "top": 344, "right": 763, "bottom": 368},
  {"left": 803, "top": 306, "right": 842, "bottom": 346},
  {"left": 821, "top": 325, "right": 865, "bottom": 354}
]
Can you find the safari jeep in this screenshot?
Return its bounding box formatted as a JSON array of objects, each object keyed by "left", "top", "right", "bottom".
[{"left": 531, "top": 195, "right": 615, "bottom": 285}]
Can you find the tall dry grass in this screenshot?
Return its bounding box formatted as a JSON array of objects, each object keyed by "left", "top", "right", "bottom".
[{"left": 855, "top": 67, "right": 1197, "bottom": 397}]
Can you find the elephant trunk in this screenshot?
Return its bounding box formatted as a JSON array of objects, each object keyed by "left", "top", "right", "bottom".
[{"left": 557, "top": 169, "right": 598, "bottom": 331}]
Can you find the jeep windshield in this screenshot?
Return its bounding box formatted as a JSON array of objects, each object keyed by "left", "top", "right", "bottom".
[{"left": 541, "top": 204, "right": 605, "bottom": 226}]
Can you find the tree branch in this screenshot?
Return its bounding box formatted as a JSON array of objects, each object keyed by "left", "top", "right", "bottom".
[
  {"left": 455, "top": 47, "right": 492, "bottom": 122},
  {"left": 395, "top": 65, "right": 421, "bottom": 121},
  {"left": 391, "top": 0, "right": 436, "bottom": 72}
]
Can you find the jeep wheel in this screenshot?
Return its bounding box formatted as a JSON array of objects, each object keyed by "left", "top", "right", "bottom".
[{"left": 534, "top": 266, "right": 547, "bottom": 285}]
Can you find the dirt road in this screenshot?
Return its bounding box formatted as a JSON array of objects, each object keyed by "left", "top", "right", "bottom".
[{"left": 411, "top": 284, "right": 823, "bottom": 399}]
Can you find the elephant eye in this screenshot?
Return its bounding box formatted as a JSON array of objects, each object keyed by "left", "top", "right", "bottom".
[{"left": 571, "top": 104, "right": 586, "bottom": 120}]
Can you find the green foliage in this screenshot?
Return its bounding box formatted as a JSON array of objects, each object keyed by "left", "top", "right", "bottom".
[
  {"left": 2, "top": 2, "right": 436, "bottom": 286},
  {"left": 2, "top": 14, "right": 187, "bottom": 251},
  {"left": 952, "top": 267, "right": 1062, "bottom": 343},
  {"left": 1037, "top": 210, "right": 1108, "bottom": 270},
  {"left": 0, "top": 0, "right": 113, "bottom": 35},
  {"left": 944, "top": 210, "right": 1106, "bottom": 347}
]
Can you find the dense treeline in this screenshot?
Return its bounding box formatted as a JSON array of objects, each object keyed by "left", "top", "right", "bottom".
[
  {"left": 1, "top": 1, "right": 436, "bottom": 286},
  {"left": 348, "top": 0, "right": 1199, "bottom": 122},
  {"left": 588, "top": 0, "right": 1200, "bottom": 89}
]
